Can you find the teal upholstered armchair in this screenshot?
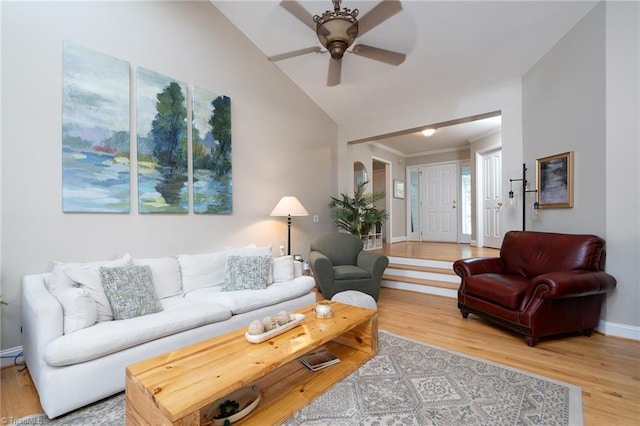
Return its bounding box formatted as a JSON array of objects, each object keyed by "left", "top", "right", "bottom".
[{"left": 309, "top": 233, "right": 389, "bottom": 301}]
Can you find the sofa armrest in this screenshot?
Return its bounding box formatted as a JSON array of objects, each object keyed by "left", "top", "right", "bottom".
[
  {"left": 309, "top": 250, "right": 334, "bottom": 289},
  {"left": 356, "top": 251, "right": 389, "bottom": 280},
  {"left": 453, "top": 257, "right": 504, "bottom": 278},
  {"left": 22, "top": 274, "right": 64, "bottom": 379},
  {"left": 532, "top": 270, "right": 617, "bottom": 299}
]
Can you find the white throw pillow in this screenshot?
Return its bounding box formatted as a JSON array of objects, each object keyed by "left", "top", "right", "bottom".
[
  {"left": 133, "top": 257, "right": 183, "bottom": 299},
  {"left": 48, "top": 263, "right": 79, "bottom": 294},
  {"left": 177, "top": 250, "right": 226, "bottom": 294},
  {"left": 55, "top": 286, "right": 98, "bottom": 334},
  {"left": 64, "top": 254, "right": 132, "bottom": 322},
  {"left": 272, "top": 256, "right": 294, "bottom": 282}
]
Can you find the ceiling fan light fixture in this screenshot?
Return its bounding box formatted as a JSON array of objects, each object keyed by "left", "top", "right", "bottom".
[
  {"left": 421, "top": 128, "right": 437, "bottom": 137},
  {"left": 314, "top": 0, "right": 359, "bottom": 60}
]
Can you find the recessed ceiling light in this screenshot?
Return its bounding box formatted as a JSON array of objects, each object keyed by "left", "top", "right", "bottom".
[{"left": 421, "top": 128, "right": 437, "bottom": 137}]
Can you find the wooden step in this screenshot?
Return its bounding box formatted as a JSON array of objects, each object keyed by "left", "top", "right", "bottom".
[
  {"left": 382, "top": 274, "right": 459, "bottom": 290},
  {"left": 388, "top": 262, "right": 456, "bottom": 276}
]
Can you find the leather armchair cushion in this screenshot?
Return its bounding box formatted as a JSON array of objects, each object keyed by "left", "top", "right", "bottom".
[
  {"left": 334, "top": 265, "right": 370, "bottom": 281},
  {"left": 464, "top": 274, "right": 530, "bottom": 310},
  {"left": 500, "top": 231, "right": 606, "bottom": 277}
]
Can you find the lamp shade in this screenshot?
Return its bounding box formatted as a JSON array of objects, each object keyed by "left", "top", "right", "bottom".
[{"left": 270, "top": 196, "right": 309, "bottom": 217}]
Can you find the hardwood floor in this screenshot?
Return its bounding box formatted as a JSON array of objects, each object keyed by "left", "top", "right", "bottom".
[
  {"left": 374, "top": 241, "right": 500, "bottom": 261},
  {"left": 1, "top": 243, "right": 638, "bottom": 424}
]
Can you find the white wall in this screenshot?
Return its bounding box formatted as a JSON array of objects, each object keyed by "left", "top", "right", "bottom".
[
  {"left": 522, "top": 2, "right": 606, "bottom": 235},
  {"left": 604, "top": 1, "right": 640, "bottom": 333},
  {"left": 522, "top": 2, "right": 639, "bottom": 333},
  {"left": 0, "top": 1, "right": 337, "bottom": 350}
]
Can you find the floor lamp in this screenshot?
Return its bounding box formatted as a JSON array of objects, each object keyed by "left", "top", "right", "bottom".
[
  {"left": 508, "top": 163, "right": 540, "bottom": 231},
  {"left": 270, "top": 196, "right": 309, "bottom": 255}
]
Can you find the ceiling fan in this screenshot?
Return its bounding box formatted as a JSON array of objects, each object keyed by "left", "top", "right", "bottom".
[{"left": 269, "top": 0, "right": 406, "bottom": 87}]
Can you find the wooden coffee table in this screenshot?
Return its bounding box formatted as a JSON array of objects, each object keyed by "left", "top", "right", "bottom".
[{"left": 125, "top": 301, "right": 378, "bottom": 425}]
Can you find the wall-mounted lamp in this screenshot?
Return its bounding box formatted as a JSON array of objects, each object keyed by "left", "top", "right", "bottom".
[
  {"left": 508, "top": 181, "right": 517, "bottom": 208},
  {"left": 532, "top": 201, "right": 542, "bottom": 220},
  {"left": 509, "top": 163, "right": 540, "bottom": 230}
]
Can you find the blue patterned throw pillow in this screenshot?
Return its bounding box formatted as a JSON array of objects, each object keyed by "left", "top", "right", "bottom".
[
  {"left": 99, "top": 265, "right": 162, "bottom": 320},
  {"left": 222, "top": 255, "right": 271, "bottom": 291}
]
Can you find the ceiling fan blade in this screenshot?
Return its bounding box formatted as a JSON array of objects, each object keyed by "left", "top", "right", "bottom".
[
  {"left": 327, "top": 58, "right": 342, "bottom": 87},
  {"left": 357, "top": 0, "right": 403, "bottom": 36},
  {"left": 351, "top": 44, "right": 406, "bottom": 66},
  {"left": 280, "top": 1, "right": 316, "bottom": 32},
  {"left": 268, "top": 46, "right": 322, "bottom": 62}
]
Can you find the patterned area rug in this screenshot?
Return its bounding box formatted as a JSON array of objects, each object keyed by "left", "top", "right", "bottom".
[{"left": 21, "top": 331, "right": 582, "bottom": 425}]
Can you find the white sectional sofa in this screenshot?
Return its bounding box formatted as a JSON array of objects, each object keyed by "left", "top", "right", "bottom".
[{"left": 21, "top": 247, "right": 316, "bottom": 418}]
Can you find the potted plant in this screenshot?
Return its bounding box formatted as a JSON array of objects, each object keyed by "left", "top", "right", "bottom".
[{"left": 329, "top": 181, "right": 389, "bottom": 237}]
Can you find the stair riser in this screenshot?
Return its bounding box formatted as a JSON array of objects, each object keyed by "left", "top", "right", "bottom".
[
  {"left": 384, "top": 268, "right": 459, "bottom": 284},
  {"left": 381, "top": 280, "right": 458, "bottom": 298}
]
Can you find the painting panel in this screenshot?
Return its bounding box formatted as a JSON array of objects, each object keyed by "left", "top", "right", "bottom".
[
  {"left": 536, "top": 151, "right": 574, "bottom": 208},
  {"left": 192, "top": 86, "right": 232, "bottom": 214},
  {"left": 137, "top": 67, "right": 188, "bottom": 213},
  {"left": 62, "top": 42, "right": 130, "bottom": 212}
]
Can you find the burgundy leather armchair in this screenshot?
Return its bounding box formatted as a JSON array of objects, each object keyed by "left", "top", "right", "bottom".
[{"left": 454, "top": 231, "right": 616, "bottom": 346}]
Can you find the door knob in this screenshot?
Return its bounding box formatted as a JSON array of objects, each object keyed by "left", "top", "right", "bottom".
[{"left": 497, "top": 202, "right": 503, "bottom": 207}]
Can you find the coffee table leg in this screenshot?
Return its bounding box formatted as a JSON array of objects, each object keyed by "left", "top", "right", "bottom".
[{"left": 333, "top": 314, "right": 378, "bottom": 355}]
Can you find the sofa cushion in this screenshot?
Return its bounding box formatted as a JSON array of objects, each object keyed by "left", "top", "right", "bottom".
[
  {"left": 48, "top": 254, "right": 132, "bottom": 294},
  {"left": 333, "top": 265, "right": 370, "bottom": 280},
  {"left": 43, "top": 301, "right": 231, "bottom": 366},
  {"left": 222, "top": 255, "right": 271, "bottom": 291},
  {"left": 177, "top": 250, "right": 227, "bottom": 293},
  {"left": 99, "top": 265, "right": 162, "bottom": 320},
  {"left": 133, "top": 256, "right": 183, "bottom": 299},
  {"left": 186, "top": 276, "right": 316, "bottom": 315},
  {"left": 272, "top": 256, "right": 295, "bottom": 282},
  {"left": 56, "top": 286, "right": 97, "bottom": 334},
  {"left": 62, "top": 254, "right": 133, "bottom": 322},
  {"left": 464, "top": 274, "right": 531, "bottom": 310}
]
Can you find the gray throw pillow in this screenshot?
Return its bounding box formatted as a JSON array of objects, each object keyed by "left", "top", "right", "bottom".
[
  {"left": 99, "top": 265, "right": 162, "bottom": 320},
  {"left": 222, "top": 255, "right": 271, "bottom": 291}
]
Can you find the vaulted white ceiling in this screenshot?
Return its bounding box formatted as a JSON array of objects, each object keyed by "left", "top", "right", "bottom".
[{"left": 212, "top": 0, "right": 597, "bottom": 155}]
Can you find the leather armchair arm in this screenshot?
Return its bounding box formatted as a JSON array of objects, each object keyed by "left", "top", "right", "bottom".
[
  {"left": 532, "top": 270, "right": 617, "bottom": 299},
  {"left": 357, "top": 251, "right": 389, "bottom": 280},
  {"left": 453, "top": 257, "right": 504, "bottom": 278},
  {"left": 308, "top": 250, "right": 334, "bottom": 290}
]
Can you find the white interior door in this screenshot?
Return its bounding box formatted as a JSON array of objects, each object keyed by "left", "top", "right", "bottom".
[
  {"left": 421, "top": 162, "right": 458, "bottom": 242},
  {"left": 480, "top": 149, "right": 503, "bottom": 248}
]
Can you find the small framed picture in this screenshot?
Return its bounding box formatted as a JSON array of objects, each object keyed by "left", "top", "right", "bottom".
[
  {"left": 536, "top": 151, "right": 574, "bottom": 208},
  {"left": 393, "top": 179, "right": 405, "bottom": 199}
]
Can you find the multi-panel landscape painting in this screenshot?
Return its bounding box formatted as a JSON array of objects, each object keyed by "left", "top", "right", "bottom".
[
  {"left": 192, "top": 87, "right": 232, "bottom": 214},
  {"left": 62, "top": 42, "right": 130, "bottom": 212},
  {"left": 137, "top": 67, "right": 188, "bottom": 213}
]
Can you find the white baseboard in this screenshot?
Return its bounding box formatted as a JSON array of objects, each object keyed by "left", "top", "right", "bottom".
[
  {"left": 597, "top": 320, "right": 640, "bottom": 341},
  {"left": 1, "top": 345, "right": 24, "bottom": 368},
  {"left": 390, "top": 236, "right": 407, "bottom": 243}
]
